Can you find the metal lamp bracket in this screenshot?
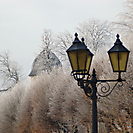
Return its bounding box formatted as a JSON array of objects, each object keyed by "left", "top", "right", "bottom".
[{"left": 77, "top": 69, "right": 126, "bottom": 98}]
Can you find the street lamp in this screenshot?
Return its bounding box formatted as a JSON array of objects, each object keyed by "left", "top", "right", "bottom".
[
  {"left": 66, "top": 33, "right": 130, "bottom": 133},
  {"left": 108, "top": 34, "right": 130, "bottom": 81},
  {"left": 66, "top": 33, "right": 93, "bottom": 82}
]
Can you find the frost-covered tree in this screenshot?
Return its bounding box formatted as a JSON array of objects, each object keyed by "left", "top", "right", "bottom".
[
  {"left": 56, "top": 31, "right": 73, "bottom": 58},
  {"left": 0, "top": 51, "right": 22, "bottom": 90},
  {"left": 29, "top": 29, "right": 62, "bottom": 76},
  {"left": 42, "top": 29, "right": 53, "bottom": 50},
  {"left": 114, "top": 0, "right": 133, "bottom": 35},
  {"left": 77, "top": 18, "right": 113, "bottom": 54}
]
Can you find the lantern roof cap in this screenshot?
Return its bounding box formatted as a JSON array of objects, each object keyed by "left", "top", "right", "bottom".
[
  {"left": 72, "top": 33, "right": 81, "bottom": 44},
  {"left": 114, "top": 34, "right": 122, "bottom": 45},
  {"left": 66, "top": 33, "right": 87, "bottom": 52},
  {"left": 108, "top": 34, "right": 130, "bottom": 53}
]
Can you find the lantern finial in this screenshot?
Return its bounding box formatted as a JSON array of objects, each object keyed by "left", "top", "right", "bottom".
[
  {"left": 74, "top": 33, "right": 78, "bottom": 38},
  {"left": 116, "top": 34, "right": 120, "bottom": 39},
  {"left": 81, "top": 37, "right": 84, "bottom": 42},
  {"left": 114, "top": 34, "right": 122, "bottom": 45}
]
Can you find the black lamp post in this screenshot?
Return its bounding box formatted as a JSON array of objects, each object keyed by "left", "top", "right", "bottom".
[{"left": 66, "top": 33, "right": 130, "bottom": 133}]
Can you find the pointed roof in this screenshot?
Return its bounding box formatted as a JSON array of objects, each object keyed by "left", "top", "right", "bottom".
[{"left": 29, "top": 49, "right": 62, "bottom": 77}]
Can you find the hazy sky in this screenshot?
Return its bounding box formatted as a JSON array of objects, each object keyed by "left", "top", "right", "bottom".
[{"left": 0, "top": 0, "right": 125, "bottom": 78}]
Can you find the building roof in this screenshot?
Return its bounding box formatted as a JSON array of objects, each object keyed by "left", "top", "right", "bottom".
[{"left": 29, "top": 49, "right": 62, "bottom": 77}]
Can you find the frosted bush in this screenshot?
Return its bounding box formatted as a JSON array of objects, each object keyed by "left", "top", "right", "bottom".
[{"left": 0, "top": 71, "right": 91, "bottom": 133}]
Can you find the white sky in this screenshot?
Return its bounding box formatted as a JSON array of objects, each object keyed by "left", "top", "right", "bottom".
[{"left": 0, "top": 0, "right": 125, "bottom": 78}]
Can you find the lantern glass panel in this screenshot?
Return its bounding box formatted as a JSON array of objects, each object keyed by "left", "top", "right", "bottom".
[
  {"left": 109, "top": 52, "right": 129, "bottom": 72},
  {"left": 77, "top": 50, "right": 87, "bottom": 71},
  {"left": 109, "top": 52, "right": 118, "bottom": 71},
  {"left": 67, "top": 51, "right": 78, "bottom": 71},
  {"left": 86, "top": 54, "right": 93, "bottom": 73},
  {"left": 119, "top": 52, "right": 129, "bottom": 71},
  {"left": 68, "top": 50, "right": 87, "bottom": 72}
]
